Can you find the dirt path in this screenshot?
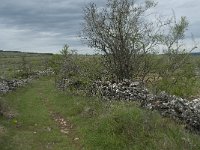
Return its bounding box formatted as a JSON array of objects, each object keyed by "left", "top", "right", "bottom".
[{"left": 41, "top": 96, "right": 83, "bottom": 150}]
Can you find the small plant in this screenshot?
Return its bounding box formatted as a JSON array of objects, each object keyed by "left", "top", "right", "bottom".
[
  {"left": 50, "top": 44, "right": 79, "bottom": 90},
  {"left": 15, "top": 55, "right": 33, "bottom": 78}
]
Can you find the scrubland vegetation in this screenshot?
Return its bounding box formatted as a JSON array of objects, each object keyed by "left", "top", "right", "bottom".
[
  {"left": 1, "top": 0, "right": 200, "bottom": 149},
  {"left": 0, "top": 51, "right": 52, "bottom": 79},
  {"left": 1, "top": 46, "right": 200, "bottom": 150},
  {"left": 1, "top": 78, "right": 200, "bottom": 150}
]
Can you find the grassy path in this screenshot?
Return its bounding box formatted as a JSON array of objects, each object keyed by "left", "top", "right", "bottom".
[
  {"left": 0, "top": 78, "right": 80, "bottom": 150},
  {"left": 1, "top": 77, "right": 200, "bottom": 150},
  {"left": 41, "top": 91, "right": 83, "bottom": 149}
]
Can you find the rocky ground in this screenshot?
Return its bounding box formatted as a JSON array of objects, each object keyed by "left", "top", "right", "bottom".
[
  {"left": 92, "top": 80, "right": 200, "bottom": 133},
  {"left": 1, "top": 73, "right": 200, "bottom": 133}
]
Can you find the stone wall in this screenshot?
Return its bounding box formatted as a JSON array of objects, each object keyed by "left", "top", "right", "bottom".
[
  {"left": 0, "top": 78, "right": 30, "bottom": 93},
  {"left": 91, "top": 80, "right": 200, "bottom": 133},
  {"left": 0, "top": 69, "right": 54, "bottom": 94}
]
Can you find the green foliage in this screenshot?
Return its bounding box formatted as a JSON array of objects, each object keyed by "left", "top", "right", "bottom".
[
  {"left": 51, "top": 49, "right": 199, "bottom": 97},
  {"left": 148, "top": 54, "right": 197, "bottom": 97},
  {"left": 80, "top": 0, "right": 198, "bottom": 98},
  {"left": 49, "top": 54, "right": 62, "bottom": 76},
  {"left": 81, "top": 0, "right": 196, "bottom": 82},
  {"left": 0, "top": 51, "right": 52, "bottom": 79},
  {"left": 74, "top": 55, "right": 105, "bottom": 88},
  {"left": 82, "top": 0, "right": 160, "bottom": 80},
  {"left": 172, "top": 17, "right": 189, "bottom": 40},
  {"left": 15, "top": 55, "right": 32, "bottom": 78},
  {"left": 194, "top": 56, "right": 200, "bottom": 75},
  {"left": 49, "top": 44, "right": 79, "bottom": 89},
  {"left": 50, "top": 45, "right": 105, "bottom": 91},
  {"left": 1, "top": 78, "right": 200, "bottom": 149}
]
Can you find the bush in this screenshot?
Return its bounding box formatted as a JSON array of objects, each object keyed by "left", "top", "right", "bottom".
[
  {"left": 14, "top": 55, "right": 34, "bottom": 79},
  {"left": 50, "top": 45, "right": 106, "bottom": 92},
  {"left": 148, "top": 54, "right": 197, "bottom": 97}
]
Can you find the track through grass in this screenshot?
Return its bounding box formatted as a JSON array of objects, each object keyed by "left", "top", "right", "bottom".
[
  {"left": 1, "top": 77, "right": 200, "bottom": 150},
  {"left": 0, "top": 78, "right": 79, "bottom": 150}
]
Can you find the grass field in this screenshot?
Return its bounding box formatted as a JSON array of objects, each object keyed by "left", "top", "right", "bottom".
[
  {"left": 0, "top": 51, "right": 52, "bottom": 79},
  {"left": 0, "top": 77, "right": 200, "bottom": 150}
]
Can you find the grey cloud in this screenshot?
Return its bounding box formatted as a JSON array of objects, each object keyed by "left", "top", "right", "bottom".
[
  {"left": 188, "top": 21, "right": 200, "bottom": 39},
  {"left": 0, "top": 0, "right": 107, "bottom": 53},
  {"left": 0, "top": 0, "right": 199, "bottom": 53}
]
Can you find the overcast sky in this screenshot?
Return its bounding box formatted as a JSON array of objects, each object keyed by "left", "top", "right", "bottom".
[{"left": 0, "top": 0, "right": 199, "bottom": 54}]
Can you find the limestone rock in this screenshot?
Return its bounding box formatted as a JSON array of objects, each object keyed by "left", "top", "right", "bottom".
[{"left": 91, "top": 79, "right": 200, "bottom": 133}]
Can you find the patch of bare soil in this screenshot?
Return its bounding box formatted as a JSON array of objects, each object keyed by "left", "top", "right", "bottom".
[
  {"left": 41, "top": 94, "right": 83, "bottom": 149},
  {"left": 50, "top": 112, "right": 83, "bottom": 150}
]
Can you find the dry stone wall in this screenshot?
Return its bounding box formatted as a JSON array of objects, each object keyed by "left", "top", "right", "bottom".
[
  {"left": 0, "top": 69, "right": 53, "bottom": 94},
  {"left": 91, "top": 80, "right": 200, "bottom": 133},
  {"left": 0, "top": 78, "right": 30, "bottom": 93}
]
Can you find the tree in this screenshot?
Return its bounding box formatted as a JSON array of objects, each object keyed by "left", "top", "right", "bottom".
[
  {"left": 50, "top": 44, "right": 78, "bottom": 90},
  {"left": 59, "top": 44, "right": 78, "bottom": 80},
  {"left": 17, "top": 55, "right": 32, "bottom": 78},
  {"left": 81, "top": 0, "right": 197, "bottom": 81},
  {"left": 148, "top": 16, "right": 198, "bottom": 96},
  {"left": 82, "top": 0, "right": 158, "bottom": 80}
]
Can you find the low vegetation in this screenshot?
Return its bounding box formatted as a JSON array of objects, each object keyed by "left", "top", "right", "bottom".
[
  {"left": 1, "top": 0, "right": 200, "bottom": 149},
  {"left": 0, "top": 78, "right": 200, "bottom": 150},
  {"left": 0, "top": 50, "right": 52, "bottom": 79}
]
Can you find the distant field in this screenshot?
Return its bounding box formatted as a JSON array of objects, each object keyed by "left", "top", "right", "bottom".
[{"left": 0, "top": 51, "right": 53, "bottom": 79}]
